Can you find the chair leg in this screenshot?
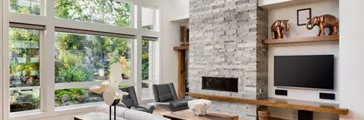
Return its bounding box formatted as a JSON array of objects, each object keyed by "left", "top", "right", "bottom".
[{"left": 114, "top": 105, "right": 116, "bottom": 120}]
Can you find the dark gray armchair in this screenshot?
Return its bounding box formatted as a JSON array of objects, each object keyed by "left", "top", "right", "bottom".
[
  {"left": 153, "top": 83, "right": 189, "bottom": 111},
  {"left": 119, "top": 86, "right": 154, "bottom": 113}
]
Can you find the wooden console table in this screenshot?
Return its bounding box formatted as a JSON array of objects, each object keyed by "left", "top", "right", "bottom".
[
  {"left": 189, "top": 93, "right": 348, "bottom": 115},
  {"left": 161, "top": 109, "right": 238, "bottom": 120}
]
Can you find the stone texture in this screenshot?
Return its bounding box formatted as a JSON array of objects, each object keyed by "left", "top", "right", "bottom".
[{"left": 189, "top": 0, "right": 268, "bottom": 119}]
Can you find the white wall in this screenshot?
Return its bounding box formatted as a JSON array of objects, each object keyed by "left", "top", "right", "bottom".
[
  {"left": 339, "top": 0, "right": 364, "bottom": 119},
  {"left": 268, "top": 0, "right": 339, "bottom": 39},
  {"left": 267, "top": 1, "right": 341, "bottom": 119},
  {"left": 159, "top": 0, "right": 186, "bottom": 87},
  {"left": 268, "top": 0, "right": 339, "bottom": 103},
  {"left": 167, "top": 0, "right": 189, "bottom": 21}
]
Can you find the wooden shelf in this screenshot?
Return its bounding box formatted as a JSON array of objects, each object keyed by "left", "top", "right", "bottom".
[
  {"left": 174, "top": 46, "right": 189, "bottom": 51},
  {"left": 189, "top": 93, "right": 348, "bottom": 115},
  {"left": 263, "top": 35, "right": 339, "bottom": 44}
]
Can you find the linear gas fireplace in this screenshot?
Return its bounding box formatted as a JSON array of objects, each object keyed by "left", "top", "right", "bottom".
[{"left": 202, "top": 76, "right": 238, "bottom": 92}]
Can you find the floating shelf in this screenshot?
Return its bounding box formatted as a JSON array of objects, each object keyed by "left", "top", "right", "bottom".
[
  {"left": 264, "top": 35, "right": 339, "bottom": 44},
  {"left": 189, "top": 93, "right": 348, "bottom": 115},
  {"left": 173, "top": 46, "right": 189, "bottom": 51}
]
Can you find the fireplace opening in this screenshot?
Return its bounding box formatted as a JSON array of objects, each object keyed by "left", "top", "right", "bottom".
[{"left": 202, "top": 76, "right": 238, "bottom": 92}]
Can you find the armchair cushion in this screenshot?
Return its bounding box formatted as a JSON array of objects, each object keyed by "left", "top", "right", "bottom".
[
  {"left": 159, "top": 93, "right": 174, "bottom": 102},
  {"left": 169, "top": 100, "right": 189, "bottom": 111}
]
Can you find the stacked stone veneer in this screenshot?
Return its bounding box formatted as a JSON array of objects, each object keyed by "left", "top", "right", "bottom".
[{"left": 189, "top": 0, "right": 268, "bottom": 119}]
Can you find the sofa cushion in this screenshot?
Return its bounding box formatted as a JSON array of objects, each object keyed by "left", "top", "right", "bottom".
[
  {"left": 159, "top": 93, "right": 174, "bottom": 102},
  {"left": 124, "top": 109, "right": 170, "bottom": 120},
  {"left": 96, "top": 104, "right": 128, "bottom": 118}
]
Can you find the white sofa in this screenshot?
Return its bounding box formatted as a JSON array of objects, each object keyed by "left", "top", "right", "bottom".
[{"left": 96, "top": 105, "right": 170, "bottom": 120}]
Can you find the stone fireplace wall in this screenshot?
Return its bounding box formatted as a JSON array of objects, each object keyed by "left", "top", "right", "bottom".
[{"left": 189, "top": 0, "right": 268, "bottom": 119}]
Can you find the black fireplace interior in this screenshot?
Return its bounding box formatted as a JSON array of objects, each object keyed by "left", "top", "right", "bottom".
[{"left": 202, "top": 76, "right": 238, "bottom": 92}]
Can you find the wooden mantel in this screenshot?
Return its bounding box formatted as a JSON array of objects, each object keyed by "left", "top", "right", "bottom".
[
  {"left": 263, "top": 35, "right": 339, "bottom": 44},
  {"left": 189, "top": 93, "right": 349, "bottom": 115},
  {"left": 174, "top": 46, "right": 189, "bottom": 51}
]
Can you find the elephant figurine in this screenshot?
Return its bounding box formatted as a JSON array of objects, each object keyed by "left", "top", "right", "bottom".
[
  {"left": 306, "top": 14, "right": 339, "bottom": 36},
  {"left": 271, "top": 20, "right": 290, "bottom": 39}
]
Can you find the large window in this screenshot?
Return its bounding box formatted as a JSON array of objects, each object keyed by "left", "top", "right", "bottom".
[
  {"left": 54, "top": 32, "right": 132, "bottom": 106},
  {"left": 2, "top": 0, "right": 160, "bottom": 119},
  {"left": 9, "top": 27, "right": 41, "bottom": 112},
  {"left": 55, "top": 0, "right": 131, "bottom": 27}
]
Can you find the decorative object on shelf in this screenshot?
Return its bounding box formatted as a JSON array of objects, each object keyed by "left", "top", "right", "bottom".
[
  {"left": 188, "top": 99, "right": 211, "bottom": 116},
  {"left": 297, "top": 8, "right": 312, "bottom": 26},
  {"left": 180, "top": 26, "right": 189, "bottom": 46},
  {"left": 306, "top": 14, "right": 339, "bottom": 36},
  {"left": 271, "top": 20, "right": 290, "bottom": 39},
  {"left": 90, "top": 63, "right": 129, "bottom": 120},
  {"left": 258, "top": 109, "right": 270, "bottom": 120}
]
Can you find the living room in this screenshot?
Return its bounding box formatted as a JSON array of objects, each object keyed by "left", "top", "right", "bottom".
[{"left": 0, "top": 0, "right": 363, "bottom": 120}]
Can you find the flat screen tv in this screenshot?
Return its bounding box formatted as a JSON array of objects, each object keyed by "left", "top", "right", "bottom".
[{"left": 274, "top": 55, "right": 334, "bottom": 90}]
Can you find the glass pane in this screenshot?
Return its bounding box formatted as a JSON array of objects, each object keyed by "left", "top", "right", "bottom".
[
  {"left": 9, "top": 28, "right": 40, "bottom": 87},
  {"left": 9, "top": 28, "right": 40, "bottom": 112},
  {"left": 55, "top": 88, "right": 103, "bottom": 107},
  {"left": 55, "top": 0, "right": 131, "bottom": 27},
  {"left": 141, "top": 40, "right": 154, "bottom": 99},
  {"left": 55, "top": 32, "right": 131, "bottom": 83},
  {"left": 142, "top": 40, "right": 150, "bottom": 80},
  {"left": 10, "top": 88, "right": 40, "bottom": 112},
  {"left": 10, "top": 0, "right": 41, "bottom": 15},
  {"left": 141, "top": 7, "right": 155, "bottom": 30},
  {"left": 141, "top": 81, "right": 152, "bottom": 99}
]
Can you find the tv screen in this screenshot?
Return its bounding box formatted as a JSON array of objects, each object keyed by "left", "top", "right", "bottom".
[{"left": 274, "top": 55, "right": 334, "bottom": 90}]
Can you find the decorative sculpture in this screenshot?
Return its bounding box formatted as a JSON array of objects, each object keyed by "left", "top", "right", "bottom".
[
  {"left": 90, "top": 63, "right": 129, "bottom": 120},
  {"left": 271, "top": 20, "right": 290, "bottom": 39},
  {"left": 306, "top": 14, "right": 339, "bottom": 36},
  {"left": 188, "top": 99, "right": 211, "bottom": 116}
]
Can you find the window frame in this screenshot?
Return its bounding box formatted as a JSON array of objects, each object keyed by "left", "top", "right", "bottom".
[
  {"left": 7, "top": 23, "right": 45, "bottom": 117},
  {"left": 0, "top": 0, "right": 3, "bottom": 119},
  {"left": 2, "top": 0, "right": 160, "bottom": 119},
  {"left": 140, "top": 38, "right": 158, "bottom": 100}
]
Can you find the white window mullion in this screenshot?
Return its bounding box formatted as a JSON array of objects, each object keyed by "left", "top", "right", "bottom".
[
  {"left": 134, "top": 35, "right": 142, "bottom": 100},
  {"left": 2, "top": 0, "right": 10, "bottom": 119},
  {"left": 42, "top": 25, "right": 55, "bottom": 113},
  {"left": 42, "top": 0, "right": 56, "bottom": 114},
  {"left": 0, "top": 0, "right": 3, "bottom": 119}
]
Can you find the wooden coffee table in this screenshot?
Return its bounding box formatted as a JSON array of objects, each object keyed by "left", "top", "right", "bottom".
[{"left": 160, "top": 109, "right": 238, "bottom": 120}]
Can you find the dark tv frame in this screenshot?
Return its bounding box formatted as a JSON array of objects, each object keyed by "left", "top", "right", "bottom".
[{"left": 274, "top": 55, "right": 335, "bottom": 90}]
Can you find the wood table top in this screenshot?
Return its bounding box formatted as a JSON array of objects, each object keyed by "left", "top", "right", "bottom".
[{"left": 160, "top": 109, "right": 238, "bottom": 120}]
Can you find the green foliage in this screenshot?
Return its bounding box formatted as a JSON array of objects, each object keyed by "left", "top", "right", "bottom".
[
  {"left": 10, "top": 0, "right": 40, "bottom": 15},
  {"left": 55, "top": 0, "right": 131, "bottom": 27},
  {"left": 142, "top": 40, "right": 150, "bottom": 80},
  {"left": 56, "top": 67, "right": 93, "bottom": 83},
  {"left": 118, "top": 84, "right": 129, "bottom": 89},
  {"left": 55, "top": 88, "right": 87, "bottom": 104}
]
